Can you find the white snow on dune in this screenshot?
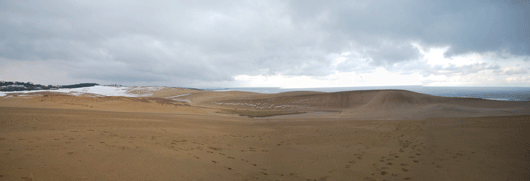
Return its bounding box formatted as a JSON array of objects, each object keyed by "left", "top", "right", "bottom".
[
  {"left": 0, "top": 86, "right": 163, "bottom": 97},
  {"left": 166, "top": 94, "right": 190, "bottom": 98},
  {"left": 71, "top": 86, "right": 132, "bottom": 97},
  {"left": 127, "top": 86, "right": 165, "bottom": 97},
  {"left": 166, "top": 94, "right": 192, "bottom": 103}
]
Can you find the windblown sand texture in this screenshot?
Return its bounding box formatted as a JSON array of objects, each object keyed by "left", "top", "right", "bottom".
[{"left": 1, "top": 88, "right": 529, "bottom": 181}]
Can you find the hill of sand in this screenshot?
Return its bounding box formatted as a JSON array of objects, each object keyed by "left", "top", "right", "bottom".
[
  {"left": 1, "top": 87, "right": 529, "bottom": 180},
  {"left": 192, "top": 89, "right": 530, "bottom": 119}
]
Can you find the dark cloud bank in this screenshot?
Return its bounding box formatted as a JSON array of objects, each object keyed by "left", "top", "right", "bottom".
[{"left": 1, "top": 0, "right": 528, "bottom": 86}]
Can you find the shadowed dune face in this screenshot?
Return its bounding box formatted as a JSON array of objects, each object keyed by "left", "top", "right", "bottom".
[
  {"left": 369, "top": 91, "right": 430, "bottom": 107},
  {"left": 206, "top": 90, "right": 442, "bottom": 110},
  {"left": 202, "top": 90, "right": 409, "bottom": 110}
]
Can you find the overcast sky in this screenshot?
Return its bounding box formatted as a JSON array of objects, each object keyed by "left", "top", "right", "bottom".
[{"left": 1, "top": 0, "right": 529, "bottom": 88}]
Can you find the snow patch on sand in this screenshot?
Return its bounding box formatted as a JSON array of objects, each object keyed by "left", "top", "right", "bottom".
[
  {"left": 166, "top": 94, "right": 190, "bottom": 98},
  {"left": 164, "top": 94, "right": 193, "bottom": 103},
  {"left": 0, "top": 86, "right": 163, "bottom": 97}
]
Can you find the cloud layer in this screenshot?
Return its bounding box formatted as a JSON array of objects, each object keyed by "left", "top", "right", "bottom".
[{"left": 1, "top": 0, "right": 529, "bottom": 87}]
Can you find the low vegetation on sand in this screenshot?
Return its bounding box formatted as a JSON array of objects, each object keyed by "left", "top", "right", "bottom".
[{"left": 218, "top": 109, "right": 306, "bottom": 118}]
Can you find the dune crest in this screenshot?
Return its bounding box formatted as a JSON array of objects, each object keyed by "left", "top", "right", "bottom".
[
  {"left": 1, "top": 87, "right": 529, "bottom": 119},
  {"left": 199, "top": 89, "right": 529, "bottom": 119}
]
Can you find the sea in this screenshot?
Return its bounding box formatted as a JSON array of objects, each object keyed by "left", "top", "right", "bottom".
[{"left": 208, "top": 86, "right": 530, "bottom": 101}]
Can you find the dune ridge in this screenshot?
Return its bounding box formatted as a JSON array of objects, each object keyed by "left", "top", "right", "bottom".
[
  {"left": 199, "top": 89, "right": 529, "bottom": 119},
  {"left": 2, "top": 88, "right": 528, "bottom": 119}
]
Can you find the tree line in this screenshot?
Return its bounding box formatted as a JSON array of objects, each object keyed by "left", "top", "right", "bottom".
[{"left": 0, "top": 81, "right": 99, "bottom": 91}]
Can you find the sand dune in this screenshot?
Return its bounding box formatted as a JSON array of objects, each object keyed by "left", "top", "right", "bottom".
[
  {"left": 1, "top": 87, "right": 529, "bottom": 180},
  {"left": 200, "top": 89, "right": 529, "bottom": 119}
]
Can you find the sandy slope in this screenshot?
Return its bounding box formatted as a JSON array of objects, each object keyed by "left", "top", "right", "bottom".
[
  {"left": 196, "top": 90, "right": 530, "bottom": 119},
  {"left": 0, "top": 88, "right": 529, "bottom": 181}
]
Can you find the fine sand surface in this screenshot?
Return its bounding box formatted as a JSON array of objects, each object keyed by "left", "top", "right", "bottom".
[{"left": 1, "top": 88, "right": 529, "bottom": 180}]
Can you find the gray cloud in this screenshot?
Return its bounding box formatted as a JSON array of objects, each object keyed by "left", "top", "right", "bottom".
[
  {"left": 365, "top": 43, "right": 421, "bottom": 66},
  {"left": 505, "top": 68, "right": 528, "bottom": 75},
  {"left": 494, "top": 66, "right": 529, "bottom": 75},
  {"left": 1, "top": 0, "right": 529, "bottom": 86},
  {"left": 418, "top": 62, "right": 500, "bottom": 77}
]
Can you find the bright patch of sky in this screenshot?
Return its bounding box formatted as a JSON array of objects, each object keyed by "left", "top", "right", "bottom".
[{"left": 235, "top": 43, "right": 530, "bottom": 88}]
